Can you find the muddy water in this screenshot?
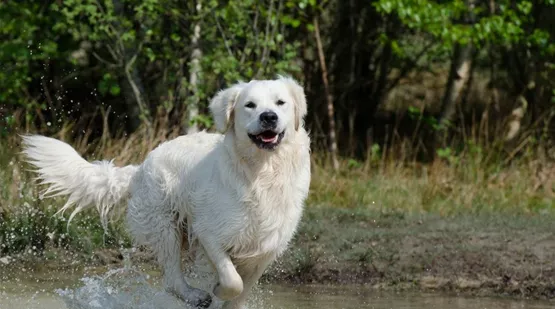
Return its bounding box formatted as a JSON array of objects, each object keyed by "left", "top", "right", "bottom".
[{"left": 1, "top": 269, "right": 554, "bottom": 309}]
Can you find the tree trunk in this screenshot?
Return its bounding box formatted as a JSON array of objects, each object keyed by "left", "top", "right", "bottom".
[
  {"left": 438, "top": 42, "right": 473, "bottom": 128},
  {"left": 438, "top": 0, "right": 475, "bottom": 128},
  {"left": 187, "top": 0, "right": 202, "bottom": 134},
  {"left": 505, "top": 95, "right": 528, "bottom": 141},
  {"left": 425, "top": 0, "right": 476, "bottom": 161},
  {"left": 314, "top": 16, "right": 339, "bottom": 171},
  {"left": 353, "top": 22, "right": 393, "bottom": 158},
  {"left": 331, "top": 0, "right": 383, "bottom": 158}
]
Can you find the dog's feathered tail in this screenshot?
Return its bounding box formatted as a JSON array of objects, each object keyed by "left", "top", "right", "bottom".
[{"left": 21, "top": 135, "right": 139, "bottom": 228}]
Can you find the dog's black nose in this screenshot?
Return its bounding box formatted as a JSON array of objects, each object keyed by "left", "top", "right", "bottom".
[{"left": 260, "top": 111, "right": 278, "bottom": 126}]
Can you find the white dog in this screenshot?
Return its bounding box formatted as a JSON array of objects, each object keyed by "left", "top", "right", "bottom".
[{"left": 22, "top": 76, "right": 311, "bottom": 309}]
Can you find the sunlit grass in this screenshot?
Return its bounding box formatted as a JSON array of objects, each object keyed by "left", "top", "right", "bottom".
[{"left": 309, "top": 154, "right": 554, "bottom": 216}]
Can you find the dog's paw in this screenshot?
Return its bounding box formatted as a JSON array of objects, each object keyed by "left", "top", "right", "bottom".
[
  {"left": 188, "top": 291, "right": 212, "bottom": 308},
  {"left": 185, "top": 288, "right": 213, "bottom": 309},
  {"left": 169, "top": 286, "right": 212, "bottom": 308}
]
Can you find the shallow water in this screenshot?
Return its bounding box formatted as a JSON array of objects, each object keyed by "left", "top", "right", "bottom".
[{"left": 1, "top": 267, "right": 554, "bottom": 309}]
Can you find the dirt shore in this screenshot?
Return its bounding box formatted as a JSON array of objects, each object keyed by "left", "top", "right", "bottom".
[
  {"left": 269, "top": 207, "right": 555, "bottom": 299},
  {"left": 3, "top": 206, "right": 555, "bottom": 299}
]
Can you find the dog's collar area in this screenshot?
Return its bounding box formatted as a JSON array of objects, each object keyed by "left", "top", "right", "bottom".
[{"left": 248, "top": 130, "right": 285, "bottom": 150}]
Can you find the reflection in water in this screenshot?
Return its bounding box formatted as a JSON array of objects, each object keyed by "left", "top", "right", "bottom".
[{"left": 1, "top": 267, "right": 554, "bottom": 309}]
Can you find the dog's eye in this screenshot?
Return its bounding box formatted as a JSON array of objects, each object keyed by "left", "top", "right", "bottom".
[
  {"left": 245, "top": 102, "right": 256, "bottom": 109},
  {"left": 276, "top": 100, "right": 285, "bottom": 106}
]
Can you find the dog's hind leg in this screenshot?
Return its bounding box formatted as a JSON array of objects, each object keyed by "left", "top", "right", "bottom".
[{"left": 148, "top": 216, "right": 212, "bottom": 308}]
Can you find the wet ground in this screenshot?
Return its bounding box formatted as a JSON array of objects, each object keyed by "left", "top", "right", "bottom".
[{"left": 1, "top": 268, "right": 554, "bottom": 309}]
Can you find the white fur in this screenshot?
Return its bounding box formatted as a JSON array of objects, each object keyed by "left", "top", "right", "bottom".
[
  {"left": 21, "top": 135, "right": 138, "bottom": 228},
  {"left": 22, "top": 76, "right": 311, "bottom": 309}
]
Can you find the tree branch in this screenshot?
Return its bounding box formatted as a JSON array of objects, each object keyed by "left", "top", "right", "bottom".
[
  {"left": 255, "top": 0, "right": 276, "bottom": 78},
  {"left": 212, "top": 12, "right": 234, "bottom": 58},
  {"left": 314, "top": 16, "right": 339, "bottom": 171},
  {"left": 124, "top": 41, "right": 151, "bottom": 128}
]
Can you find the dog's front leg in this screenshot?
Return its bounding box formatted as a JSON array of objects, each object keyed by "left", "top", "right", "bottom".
[
  {"left": 222, "top": 255, "right": 275, "bottom": 309},
  {"left": 199, "top": 236, "right": 244, "bottom": 301}
]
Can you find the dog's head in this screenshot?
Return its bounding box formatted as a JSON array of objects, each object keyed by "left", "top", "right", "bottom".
[{"left": 209, "top": 76, "right": 307, "bottom": 151}]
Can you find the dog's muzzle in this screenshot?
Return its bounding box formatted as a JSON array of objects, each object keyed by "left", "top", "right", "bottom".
[
  {"left": 248, "top": 111, "right": 284, "bottom": 150},
  {"left": 248, "top": 130, "right": 285, "bottom": 150}
]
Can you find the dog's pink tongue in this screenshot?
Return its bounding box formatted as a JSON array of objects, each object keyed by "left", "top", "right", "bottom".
[
  {"left": 261, "top": 135, "right": 277, "bottom": 143},
  {"left": 260, "top": 133, "right": 277, "bottom": 143}
]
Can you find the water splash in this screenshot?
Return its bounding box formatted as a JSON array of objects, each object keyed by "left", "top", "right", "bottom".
[
  {"left": 54, "top": 264, "right": 278, "bottom": 309},
  {"left": 56, "top": 267, "right": 189, "bottom": 309},
  {"left": 54, "top": 263, "right": 276, "bottom": 309},
  {"left": 57, "top": 247, "right": 196, "bottom": 309},
  {"left": 52, "top": 250, "right": 270, "bottom": 309}
]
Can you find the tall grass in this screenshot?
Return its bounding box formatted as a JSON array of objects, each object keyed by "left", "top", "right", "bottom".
[
  {"left": 310, "top": 157, "right": 554, "bottom": 216},
  {"left": 0, "top": 121, "right": 553, "bottom": 257}
]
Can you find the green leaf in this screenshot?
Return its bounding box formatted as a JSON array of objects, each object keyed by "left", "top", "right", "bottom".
[{"left": 109, "top": 84, "right": 121, "bottom": 96}]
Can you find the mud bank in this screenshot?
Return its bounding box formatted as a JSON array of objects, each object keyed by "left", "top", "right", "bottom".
[{"left": 3, "top": 206, "right": 555, "bottom": 299}]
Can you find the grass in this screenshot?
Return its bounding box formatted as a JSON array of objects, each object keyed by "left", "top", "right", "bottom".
[
  {"left": 310, "top": 154, "right": 555, "bottom": 215},
  {"left": 1, "top": 126, "right": 555, "bottom": 297},
  {"left": 1, "top": 125, "right": 554, "bottom": 256}
]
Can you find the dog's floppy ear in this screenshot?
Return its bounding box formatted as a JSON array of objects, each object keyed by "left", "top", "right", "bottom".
[
  {"left": 209, "top": 82, "right": 247, "bottom": 133},
  {"left": 278, "top": 75, "right": 307, "bottom": 131}
]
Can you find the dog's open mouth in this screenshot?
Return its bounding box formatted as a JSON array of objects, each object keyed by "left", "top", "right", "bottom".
[{"left": 248, "top": 130, "right": 285, "bottom": 150}]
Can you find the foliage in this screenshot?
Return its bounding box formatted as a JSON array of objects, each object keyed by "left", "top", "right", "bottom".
[
  {"left": 0, "top": 0, "right": 555, "bottom": 157},
  {"left": 0, "top": 2, "right": 60, "bottom": 125},
  {"left": 0, "top": 0, "right": 306, "bottom": 133},
  {"left": 375, "top": 0, "right": 554, "bottom": 47}
]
